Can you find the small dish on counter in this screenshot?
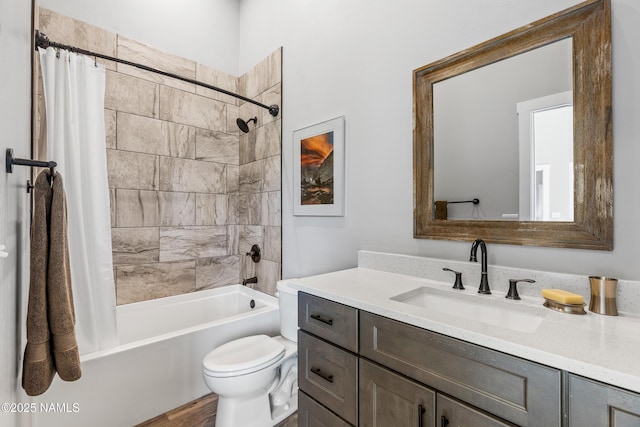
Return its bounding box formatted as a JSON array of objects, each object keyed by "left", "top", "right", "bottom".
[{"left": 543, "top": 298, "right": 587, "bottom": 315}]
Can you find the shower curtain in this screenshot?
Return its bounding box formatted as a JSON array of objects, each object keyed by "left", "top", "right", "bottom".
[{"left": 39, "top": 47, "right": 118, "bottom": 354}]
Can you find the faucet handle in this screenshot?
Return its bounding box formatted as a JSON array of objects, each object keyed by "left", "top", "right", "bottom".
[
  {"left": 506, "top": 279, "right": 536, "bottom": 300},
  {"left": 443, "top": 268, "right": 465, "bottom": 290}
]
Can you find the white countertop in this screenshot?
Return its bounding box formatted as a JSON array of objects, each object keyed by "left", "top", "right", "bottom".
[{"left": 289, "top": 267, "right": 640, "bottom": 394}]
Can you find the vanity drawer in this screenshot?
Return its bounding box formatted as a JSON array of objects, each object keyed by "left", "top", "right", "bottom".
[
  {"left": 298, "top": 331, "right": 358, "bottom": 425},
  {"left": 298, "top": 292, "right": 358, "bottom": 353},
  {"left": 360, "top": 312, "right": 561, "bottom": 426},
  {"left": 298, "top": 391, "right": 352, "bottom": 427}
]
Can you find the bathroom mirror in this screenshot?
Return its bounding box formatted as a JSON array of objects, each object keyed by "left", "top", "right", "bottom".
[{"left": 413, "top": 0, "right": 612, "bottom": 250}]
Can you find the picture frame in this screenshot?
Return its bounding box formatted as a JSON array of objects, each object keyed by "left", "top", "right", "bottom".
[{"left": 293, "top": 116, "right": 345, "bottom": 216}]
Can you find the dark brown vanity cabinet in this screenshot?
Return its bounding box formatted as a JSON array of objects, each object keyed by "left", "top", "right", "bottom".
[
  {"left": 568, "top": 374, "right": 640, "bottom": 427},
  {"left": 298, "top": 292, "right": 562, "bottom": 426}
]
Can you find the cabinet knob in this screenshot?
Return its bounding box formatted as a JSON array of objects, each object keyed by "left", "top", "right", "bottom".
[{"left": 441, "top": 415, "right": 450, "bottom": 427}]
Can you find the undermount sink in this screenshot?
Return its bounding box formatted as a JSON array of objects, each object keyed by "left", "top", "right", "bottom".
[{"left": 390, "top": 286, "right": 546, "bottom": 334}]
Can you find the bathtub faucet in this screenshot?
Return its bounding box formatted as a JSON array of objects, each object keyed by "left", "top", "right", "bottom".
[{"left": 242, "top": 276, "right": 258, "bottom": 286}]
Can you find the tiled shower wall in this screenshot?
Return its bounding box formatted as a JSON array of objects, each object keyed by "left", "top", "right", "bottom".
[{"left": 35, "top": 8, "right": 282, "bottom": 304}]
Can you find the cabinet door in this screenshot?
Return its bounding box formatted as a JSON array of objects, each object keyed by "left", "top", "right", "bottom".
[
  {"left": 568, "top": 374, "right": 640, "bottom": 427},
  {"left": 299, "top": 391, "right": 352, "bottom": 427},
  {"left": 438, "top": 394, "right": 515, "bottom": 427},
  {"left": 360, "top": 359, "right": 436, "bottom": 427}
]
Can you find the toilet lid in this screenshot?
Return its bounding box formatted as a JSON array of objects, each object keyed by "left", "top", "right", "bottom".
[{"left": 203, "top": 335, "right": 285, "bottom": 377}]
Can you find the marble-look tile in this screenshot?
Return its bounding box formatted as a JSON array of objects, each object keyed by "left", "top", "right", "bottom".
[
  {"left": 105, "top": 70, "right": 159, "bottom": 118},
  {"left": 263, "top": 156, "right": 281, "bottom": 192},
  {"left": 238, "top": 225, "right": 263, "bottom": 257},
  {"left": 105, "top": 109, "right": 117, "bottom": 149},
  {"left": 195, "top": 63, "right": 238, "bottom": 105},
  {"left": 111, "top": 227, "right": 159, "bottom": 265},
  {"left": 239, "top": 130, "right": 257, "bottom": 165},
  {"left": 116, "top": 35, "right": 196, "bottom": 93},
  {"left": 39, "top": 8, "right": 116, "bottom": 57},
  {"left": 240, "top": 48, "right": 282, "bottom": 100},
  {"left": 159, "top": 157, "right": 226, "bottom": 193},
  {"left": 238, "top": 193, "right": 262, "bottom": 225},
  {"left": 196, "top": 256, "right": 240, "bottom": 289},
  {"left": 195, "top": 194, "right": 228, "bottom": 226},
  {"left": 227, "top": 225, "right": 239, "bottom": 255},
  {"left": 263, "top": 226, "right": 281, "bottom": 263},
  {"left": 110, "top": 189, "right": 117, "bottom": 226},
  {"left": 195, "top": 129, "right": 239, "bottom": 165},
  {"left": 255, "top": 120, "right": 282, "bottom": 160},
  {"left": 260, "top": 83, "right": 282, "bottom": 126},
  {"left": 116, "top": 261, "right": 195, "bottom": 305},
  {"left": 117, "top": 112, "right": 195, "bottom": 158},
  {"left": 262, "top": 191, "right": 281, "bottom": 226},
  {"left": 159, "top": 226, "right": 227, "bottom": 262},
  {"left": 256, "top": 260, "right": 281, "bottom": 296},
  {"left": 226, "top": 104, "right": 240, "bottom": 135},
  {"left": 107, "top": 149, "right": 159, "bottom": 190},
  {"left": 226, "top": 165, "right": 239, "bottom": 193},
  {"left": 115, "top": 189, "right": 159, "bottom": 227},
  {"left": 159, "top": 86, "right": 226, "bottom": 132},
  {"left": 227, "top": 194, "right": 239, "bottom": 225},
  {"left": 239, "top": 161, "right": 263, "bottom": 193},
  {"left": 159, "top": 192, "right": 196, "bottom": 226}
]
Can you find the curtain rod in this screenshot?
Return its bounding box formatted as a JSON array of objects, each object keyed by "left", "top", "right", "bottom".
[{"left": 34, "top": 31, "right": 280, "bottom": 117}]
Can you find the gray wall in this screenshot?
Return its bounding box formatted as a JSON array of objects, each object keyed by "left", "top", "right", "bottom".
[
  {"left": 238, "top": 0, "right": 640, "bottom": 282},
  {"left": 0, "top": 1, "right": 33, "bottom": 426}
]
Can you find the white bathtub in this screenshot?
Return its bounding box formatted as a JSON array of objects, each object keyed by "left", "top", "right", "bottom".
[{"left": 31, "top": 285, "right": 280, "bottom": 427}]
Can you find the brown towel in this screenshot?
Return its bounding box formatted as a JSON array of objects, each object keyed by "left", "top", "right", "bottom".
[
  {"left": 435, "top": 201, "right": 448, "bottom": 220},
  {"left": 23, "top": 170, "right": 81, "bottom": 396}
]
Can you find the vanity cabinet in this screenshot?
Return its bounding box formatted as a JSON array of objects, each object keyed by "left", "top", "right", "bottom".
[
  {"left": 298, "top": 292, "right": 562, "bottom": 426},
  {"left": 360, "top": 312, "right": 561, "bottom": 426},
  {"left": 568, "top": 374, "right": 640, "bottom": 427}
]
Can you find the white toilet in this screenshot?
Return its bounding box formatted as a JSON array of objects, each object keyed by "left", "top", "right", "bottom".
[{"left": 202, "top": 281, "right": 298, "bottom": 427}]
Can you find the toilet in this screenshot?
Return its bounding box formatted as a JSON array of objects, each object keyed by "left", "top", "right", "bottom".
[{"left": 202, "top": 281, "right": 298, "bottom": 427}]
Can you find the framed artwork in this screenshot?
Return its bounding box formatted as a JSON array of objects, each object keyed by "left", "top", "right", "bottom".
[{"left": 293, "top": 116, "right": 345, "bottom": 216}]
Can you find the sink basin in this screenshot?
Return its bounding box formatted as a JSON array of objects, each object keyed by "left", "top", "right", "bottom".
[{"left": 390, "top": 286, "right": 546, "bottom": 334}]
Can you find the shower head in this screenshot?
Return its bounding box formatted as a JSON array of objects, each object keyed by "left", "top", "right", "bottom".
[{"left": 236, "top": 117, "right": 257, "bottom": 133}]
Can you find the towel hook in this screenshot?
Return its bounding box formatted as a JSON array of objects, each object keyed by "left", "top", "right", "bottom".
[{"left": 5, "top": 148, "right": 57, "bottom": 193}]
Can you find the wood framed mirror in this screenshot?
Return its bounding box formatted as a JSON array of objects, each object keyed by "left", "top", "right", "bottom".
[{"left": 413, "top": 0, "right": 612, "bottom": 250}]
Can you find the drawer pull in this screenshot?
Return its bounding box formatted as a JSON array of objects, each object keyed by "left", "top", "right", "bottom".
[
  {"left": 440, "top": 415, "right": 449, "bottom": 427},
  {"left": 310, "top": 367, "right": 334, "bottom": 383},
  {"left": 418, "top": 404, "right": 426, "bottom": 427},
  {"left": 310, "top": 313, "right": 334, "bottom": 326}
]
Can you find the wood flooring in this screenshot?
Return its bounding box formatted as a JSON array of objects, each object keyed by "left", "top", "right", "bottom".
[{"left": 136, "top": 393, "right": 298, "bottom": 427}]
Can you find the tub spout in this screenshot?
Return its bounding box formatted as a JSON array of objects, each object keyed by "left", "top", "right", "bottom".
[{"left": 242, "top": 276, "right": 258, "bottom": 286}]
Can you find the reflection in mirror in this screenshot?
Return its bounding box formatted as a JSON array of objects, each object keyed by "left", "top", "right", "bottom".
[
  {"left": 433, "top": 38, "right": 572, "bottom": 221},
  {"left": 413, "top": 0, "right": 612, "bottom": 250}
]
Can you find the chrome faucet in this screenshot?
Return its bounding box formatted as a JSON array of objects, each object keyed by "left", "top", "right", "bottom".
[{"left": 469, "top": 239, "right": 491, "bottom": 294}]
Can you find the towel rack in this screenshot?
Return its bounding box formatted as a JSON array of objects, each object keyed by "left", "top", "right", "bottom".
[
  {"left": 5, "top": 148, "right": 57, "bottom": 193},
  {"left": 446, "top": 198, "right": 480, "bottom": 205}
]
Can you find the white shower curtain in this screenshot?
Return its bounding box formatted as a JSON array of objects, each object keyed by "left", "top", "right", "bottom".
[{"left": 39, "top": 47, "right": 118, "bottom": 354}]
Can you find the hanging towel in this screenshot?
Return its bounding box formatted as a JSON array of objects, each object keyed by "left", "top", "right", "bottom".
[{"left": 23, "top": 170, "right": 81, "bottom": 396}]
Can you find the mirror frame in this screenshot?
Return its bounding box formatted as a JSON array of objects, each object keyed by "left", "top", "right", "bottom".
[{"left": 413, "top": 0, "right": 612, "bottom": 250}]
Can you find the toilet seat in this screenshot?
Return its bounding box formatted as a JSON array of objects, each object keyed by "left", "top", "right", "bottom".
[{"left": 203, "top": 335, "right": 285, "bottom": 378}]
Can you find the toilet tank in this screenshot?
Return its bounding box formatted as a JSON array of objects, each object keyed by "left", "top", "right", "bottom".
[{"left": 276, "top": 281, "right": 298, "bottom": 342}]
